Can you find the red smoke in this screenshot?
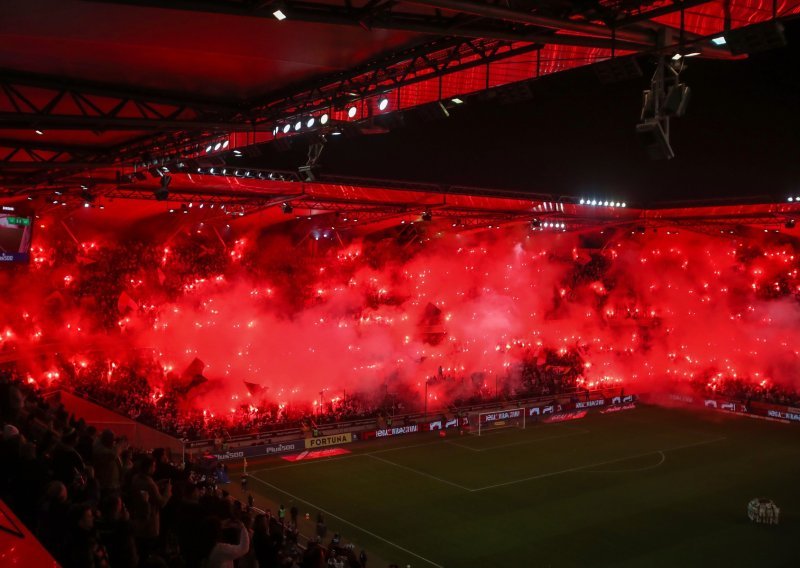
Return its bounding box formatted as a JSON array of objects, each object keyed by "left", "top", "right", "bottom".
[{"left": 2, "top": 218, "right": 799, "bottom": 415}]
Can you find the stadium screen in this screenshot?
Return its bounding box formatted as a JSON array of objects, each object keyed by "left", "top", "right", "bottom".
[{"left": 0, "top": 206, "right": 33, "bottom": 263}]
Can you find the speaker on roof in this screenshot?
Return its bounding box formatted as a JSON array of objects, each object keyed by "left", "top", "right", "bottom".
[
  {"left": 636, "top": 120, "right": 674, "bottom": 160},
  {"left": 663, "top": 84, "right": 691, "bottom": 117},
  {"left": 725, "top": 20, "right": 786, "bottom": 55}
]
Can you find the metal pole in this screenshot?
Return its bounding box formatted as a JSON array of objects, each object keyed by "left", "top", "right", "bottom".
[{"left": 425, "top": 379, "right": 428, "bottom": 418}]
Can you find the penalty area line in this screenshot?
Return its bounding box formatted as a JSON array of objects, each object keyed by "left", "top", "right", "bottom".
[
  {"left": 248, "top": 474, "right": 444, "bottom": 568},
  {"left": 471, "top": 436, "right": 726, "bottom": 492}
]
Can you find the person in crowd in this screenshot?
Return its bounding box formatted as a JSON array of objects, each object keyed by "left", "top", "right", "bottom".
[
  {"left": 97, "top": 494, "right": 138, "bottom": 568},
  {"left": 52, "top": 428, "right": 85, "bottom": 488},
  {"left": 129, "top": 455, "right": 172, "bottom": 558},
  {"left": 199, "top": 517, "right": 250, "bottom": 568},
  {"left": 66, "top": 503, "right": 111, "bottom": 568},
  {"left": 92, "top": 429, "right": 123, "bottom": 498},
  {"left": 252, "top": 513, "right": 276, "bottom": 568}
]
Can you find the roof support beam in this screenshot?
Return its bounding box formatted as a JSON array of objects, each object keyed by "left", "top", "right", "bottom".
[
  {"left": 0, "top": 112, "right": 268, "bottom": 131},
  {"left": 402, "top": 0, "right": 654, "bottom": 45}
]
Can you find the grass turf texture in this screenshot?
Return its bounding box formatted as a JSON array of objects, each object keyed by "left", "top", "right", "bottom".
[{"left": 240, "top": 405, "right": 800, "bottom": 567}]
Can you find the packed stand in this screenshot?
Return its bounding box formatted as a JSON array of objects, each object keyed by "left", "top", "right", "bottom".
[{"left": 0, "top": 368, "right": 370, "bottom": 568}]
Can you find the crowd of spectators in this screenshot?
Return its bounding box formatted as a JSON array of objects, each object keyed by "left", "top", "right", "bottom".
[
  {"left": 691, "top": 376, "right": 800, "bottom": 407},
  {"left": 0, "top": 367, "right": 371, "bottom": 568}
]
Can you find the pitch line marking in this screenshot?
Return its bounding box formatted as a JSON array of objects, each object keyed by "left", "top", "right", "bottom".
[
  {"left": 248, "top": 474, "right": 444, "bottom": 568},
  {"left": 445, "top": 427, "right": 591, "bottom": 453},
  {"left": 367, "top": 454, "right": 473, "bottom": 492},
  {"left": 471, "top": 436, "right": 727, "bottom": 492},
  {"left": 582, "top": 450, "right": 666, "bottom": 473}
]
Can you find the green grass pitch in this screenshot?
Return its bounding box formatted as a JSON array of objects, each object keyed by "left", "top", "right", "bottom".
[{"left": 240, "top": 405, "right": 800, "bottom": 567}]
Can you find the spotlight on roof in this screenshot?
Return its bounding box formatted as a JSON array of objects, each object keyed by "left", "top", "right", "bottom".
[
  {"left": 347, "top": 106, "right": 357, "bottom": 119},
  {"left": 451, "top": 97, "right": 464, "bottom": 104},
  {"left": 222, "top": 140, "right": 230, "bottom": 148},
  {"left": 786, "top": 219, "right": 796, "bottom": 229},
  {"left": 214, "top": 142, "right": 222, "bottom": 151},
  {"left": 35, "top": 129, "right": 44, "bottom": 135},
  {"left": 272, "top": 126, "right": 279, "bottom": 136},
  {"left": 320, "top": 113, "right": 329, "bottom": 125},
  {"left": 283, "top": 124, "right": 292, "bottom": 134},
  {"left": 205, "top": 144, "right": 213, "bottom": 153},
  {"left": 378, "top": 98, "right": 389, "bottom": 111},
  {"left": 421, "top": 210, "right": 432, "bottom": 222},
  {"left": 273, "top": 8, "right": 287, "bottom": 20},
  {"left": 281, "top": 202, "right": 293, "bottom": 214},
  {"left": 711, "top": 36, "right": 727, "bottom": 46},
  {"left": 294, "top": 121, "right": 302, "bottom": 131},
  {"left": 306, "top": 117, "right": 315, "bottom": 128}
]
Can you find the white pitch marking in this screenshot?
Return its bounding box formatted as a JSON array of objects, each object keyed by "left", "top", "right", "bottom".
[
  {"left": 471, "top": 436, "right": 726, "bottom": 492},
  {"left": 248, "top": 475, "right": 444, "bottom": 568},
  {"left": 581, "top": 450, "right": 667, "bottom": 473},
  {"left": 367, "top": 454, "right": 473, "bottom": 492}
]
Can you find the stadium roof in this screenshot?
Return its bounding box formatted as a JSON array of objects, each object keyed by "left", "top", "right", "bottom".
[{"left": 0, "top": 0, "right": 799, "bottom": 209}]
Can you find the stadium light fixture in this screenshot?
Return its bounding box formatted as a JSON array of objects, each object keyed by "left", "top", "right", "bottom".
[
  {"left": 712, "top": 36, "right": 727, "bottom": 46},
  {"left": 306, "top": 117, "right": 315, "bottom": 128},
  {"left": 282, "top": 124, "right": 291, "bottom": 134},
  {"left": 451, "top": 97, "right": 464, "bottom": 104},
  {"left": 320, "top": 113, "right": 329, "bottom": 125},
  {"left": 294, "top": 121, "right": 302, "bottom": 131},
  {"left": 282, "top": 202, "right": 293, "bottom": 214},
  {"left": 205, "top": 144, "right": 213, "bottom": 153},
  {"left": 684, "top": 52, "right": 701, "bottom": 57},
  {"left": 35, "top": 129, "right": 44, "bottom": 135},
  {"left": 378, "top": 98, "right": 389, "bottom": 111},
  {"left": 347, "top": 106, "right": 358, "bottom": 119},
  {"left": 273, "top": 8, "right": 287, "bottom": 20},
  {"left": 214, "top": 142, "right": 222, "bottom": 151},
  {"left": 222, "top": 140, "right": 229, "bottom": 149}
]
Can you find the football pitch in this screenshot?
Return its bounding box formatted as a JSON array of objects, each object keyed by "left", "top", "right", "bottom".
[{"left": 239, "top": 405, "right": 800, "bottom": 567}]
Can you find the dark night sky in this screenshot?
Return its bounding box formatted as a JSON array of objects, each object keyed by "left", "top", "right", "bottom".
[{"left": 255, "top": 19, "right": 800, "bottom": 206}]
